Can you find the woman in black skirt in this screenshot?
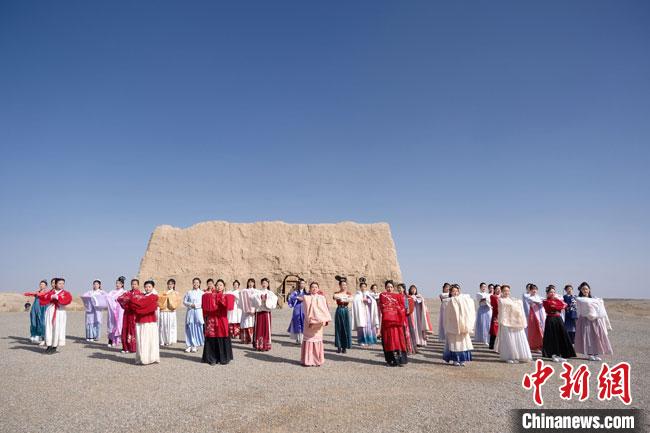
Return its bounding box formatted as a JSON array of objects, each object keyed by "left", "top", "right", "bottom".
[
  {"left": 542, "top": 285, "right": 576, "bottom": 362},
  {"left": 201, "top": 279, "right": 235, "bottom": 365}
]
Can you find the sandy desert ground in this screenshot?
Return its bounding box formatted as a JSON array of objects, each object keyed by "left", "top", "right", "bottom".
[{"left": 0, "top": 298, "right": 647, "bottom": 433}]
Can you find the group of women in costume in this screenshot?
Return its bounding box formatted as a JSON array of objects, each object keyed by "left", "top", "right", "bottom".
[
  {"left": 437, "top": 281, "right": 613, "bottom": 367},
  {"left": 25, "top": 276, "right": 612, "bottom": 368},
  {"left": 286, "top": 276, "right": 432, "bottom": 366}
]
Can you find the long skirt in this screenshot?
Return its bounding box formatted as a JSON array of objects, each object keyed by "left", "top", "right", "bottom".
[
  {"left": 404, "top": 323, "right": 416, "bottom": 354},
  {"left": 497, "top": 325, "right": 532, "bottom": 362},
  {"left": 334, "top": 306, "right": 352, "bottom": 350},
  {"left": 121, "top": 312, "right": 137, "bottom": 352},
  {"left": 408, "top": 311, "right": 427, "bottom": 347},
  {"left": 135, "top": 322, "right": 160, "bottom": 365},
  {"left": 357, "top": 326, "right": 378, "bottom": 345},
  {"left": 542, "top": 316, "right": 576, "bottom": 359},
  {"left": 202, "top": 337, "right": 233, "bottom": 365},
  {"left": 253, "top": 311, "right": 272, "bottom": 351},
  {"left": 241, "top": 327, "right": 253, "bottom": 344},
  {"left": 442, "top": 345, "right": 473, "bottom": 363},
  {"left": 301, "top": 340, "right": 325, "bottom": 366},
  {"left": 159, "top": 311, "right": 177, "bottom": 345},
  {"left": 564, "top": 314, "right": 577, "bottom": 344},
  {"left": 228, "top": 323, "right": 241, "bottom": 340},
  {"left": 85, "top": 321, "right": 100, "bottom": 340},
  {"left": 381, "top": 324, "right": 408, "bottom": 365},
  {"left": 185, "top": 321, "right": 204, "bottom": 348},
  {"left": 474, "top": 304, "right": 491, "bottom": 344},
  {"left": 527, "top": 310, "right": 544, "bottom": 352},
  {"left": 107, "top": 305, "right": 123, "bottom": 345},
  {"left": 44, "top": 307, "right": 66, "bottom": 347},
  {"left": 437, "top": 302, "right": 445, "bottom": 341},
  {"left": 30, "top": 298, "right": 46, "bottom": 339},
  {"left": 443, "top": 332, "right": 473, "bottom": 363},
  {"left": 574, "top": 317, "right": 613, "bottom": 356}
]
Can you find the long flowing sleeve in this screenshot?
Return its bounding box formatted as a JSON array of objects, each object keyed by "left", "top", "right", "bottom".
[
  {"left": 167, "top": 292, "right": 180, "bottom": 310},
  {"left": 219, "top": 293, "right": 235, "bottom": 311},
  {"left": 202, "top": 292, "right": 216, "bottom": 322},
  {"left": 131, "top": 294, "right": 159, "bottom": 315},
  {"left": 183, "top": 292, "right": 193, "bottom": 308},
  {"left": 117, "top": 292, "right": 131, "bottom": 310},
  {"left": 287, "top": 291, "right": 298, "bottom": 308}
]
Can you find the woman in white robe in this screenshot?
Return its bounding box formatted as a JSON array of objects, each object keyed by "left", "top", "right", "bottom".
[
  {"left": 226, "top": 280, "right": 243, "bottom": 340},
  {"left": 158, "top": 279, "right": 180, "bottom": 346},
  {"left": 240, "top": 278, "right": 258, "bottom": 344},
  {"left": 496, "top": 285, "right": 532, "bottom": 363},
  {"left": 352, "top": 278, "right": 380, "bottom": 347}
]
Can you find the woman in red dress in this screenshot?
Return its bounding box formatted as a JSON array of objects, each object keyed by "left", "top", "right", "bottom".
[
  {"left": 202, "top": 279, "right": 235, "bottom": 365},
  {"left": 542, "top": 285, "right": 576, "bottom": 362},
  {"left": 489, "top": 285, "right": 501, "bottom": 349},
  {"left": 117, "top": 279, "right": 140, "bottom": 353},
  {"left": 378, "top": 280, "right": 408, "bottom": 367}
]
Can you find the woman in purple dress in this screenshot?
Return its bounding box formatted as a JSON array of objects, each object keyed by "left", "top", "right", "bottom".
[{"left": 287, "top": 279, "right": 306, "bottom": 344}]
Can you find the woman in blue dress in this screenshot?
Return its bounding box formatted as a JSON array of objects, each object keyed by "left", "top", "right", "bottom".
[
  {"left": 563, "top": 284, "right": 578, "bottom": 344},
  {"left": 287, "top": 278, "right": 306, "bottom": 344},
  {"left": 474, "top": 282, "right": 492, "bottom": 344},
  {"left": 333, "top": 275, "right": 352, "bottom": 353},
  {"left": 29, "top": 280, "right": 49, "bottom": 344}
]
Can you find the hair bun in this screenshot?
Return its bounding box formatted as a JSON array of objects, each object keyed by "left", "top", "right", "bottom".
[
  {"left": 117, "top": 276, "right": 126, "bottom": 283},
  {"left": 359, "top": 276, "right": 367, "bottom": 284}
]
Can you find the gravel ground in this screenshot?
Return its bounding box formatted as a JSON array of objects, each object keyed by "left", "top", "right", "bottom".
[{"left": 0, "top": 300, "right": 647, "bottom": 433}]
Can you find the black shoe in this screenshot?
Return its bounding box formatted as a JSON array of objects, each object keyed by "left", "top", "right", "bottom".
[
  {"left": 342, "top": 348, "right": 347, "bottom": 354},
  {"left": 337, "top": 348, "right": 341, "bottom": 353},
  {"left": 44, "top": 346, "right": 52, "bottom": 354},
  {"left": 49, "top": 347, "right": 58, "bottom": 354}
]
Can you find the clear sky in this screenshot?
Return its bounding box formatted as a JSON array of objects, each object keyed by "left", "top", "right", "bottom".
[{"left": 1, "top": 1, "right": 648, "bottom": 298}]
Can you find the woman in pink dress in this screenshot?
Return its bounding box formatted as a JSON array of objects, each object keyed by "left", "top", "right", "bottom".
[{"left": 300, "top": 282, "right": 332, "bottom": 367}]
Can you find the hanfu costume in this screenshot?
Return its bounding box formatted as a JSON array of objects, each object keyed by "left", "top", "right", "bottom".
[
  {"left": 129, "top": 291, "right": 160, "bottom": 365},
  {"left": 106, "top": 287, "right": 125, "bottom": 346},
  {"left": 574, "top": 297, "right": 613, "bottom": 357},
  {"left": 522, "top": 294, "right": 545, "bottom": 351},
  {"left": 287, "top": 289, "right": 305, "bottom": 344},
  {"left": 474, "top": 292, "right": 491, "bottom": 345},
  {"left": 563, "top": 293, "right": 578, "bottom": 344},
  {"left": 352, "top": 290, "right": 380, "bottom": 346},
  {"left": 226, "top": 288, "right": 243, "bottom": 340},
  {"left": 542, "top": 296, "right": 576, "bottom": 359},
  {"left": 38, "top": 288, "right": 73, "bottom": 350},
  {"left": 251, "top": 288, "right": 278, "bottom": 351},
  {"left": 25, "top": 291, "right": 47, "bottom": 342},
  {"left": 489, "top": 294, "right": 500, "bottom": 349},
  {"left": 202, "top": 290, "right": 235, "bottom": 365},
  {"left": 239, "top": 287, "right": 257, "bottom": 344},
  {"left": 182, "top": 288, "right": 204, "bottom": 350},
  {"left": 117, "top": 289, "right": 139, "bottom": 353},
  {"left": 158, "top": 289, "right": 179, "bottom": 345},
  {"left": 333, "top": 292, "right": 353, "bottom": 352},
  {"left": 379, "top": 292, "right": 408, "bottom": 366},
  {"left": 496, "top": 297, "right": 532, "bottom": 362},
  {"left": 442, "top": 294, "right": 475, "bottom": 364},
  {"left": 81, "top": 289, "right": 107, "bottom": 341},
  {"left": 408, "top": 294, "right": 432, "bottom": 347},
  {"left": 301, "top": 293, "right": 332, "bottom": 366},
  {"left": 403, "top": 296, "right": 416, "bottom": 354}
]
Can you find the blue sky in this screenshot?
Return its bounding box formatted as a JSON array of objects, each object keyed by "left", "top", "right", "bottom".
[{"left": 1, "top": 0, "right": 648, "bottom": 297}]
